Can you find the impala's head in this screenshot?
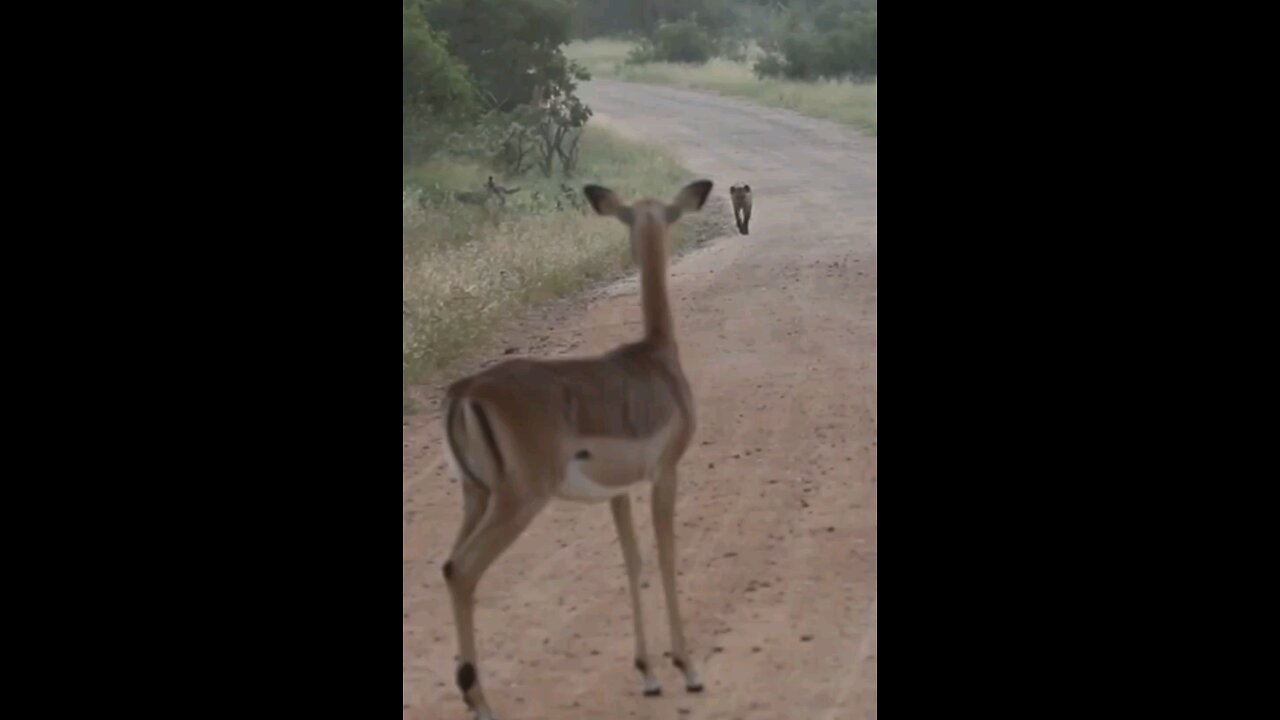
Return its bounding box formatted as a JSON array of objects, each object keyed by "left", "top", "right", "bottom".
[{"left": 583, "top": 180, "right": 714, "bottom": 260}]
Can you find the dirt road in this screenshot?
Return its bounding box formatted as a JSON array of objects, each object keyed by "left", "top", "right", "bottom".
[{"left": 404, "top": 79, "right": 877, "bottom": 720}]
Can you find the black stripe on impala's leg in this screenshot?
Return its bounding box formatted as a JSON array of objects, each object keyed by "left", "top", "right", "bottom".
[
  {"left": 456, "top": 661, "right": 477, "bottom": 705},
  {"left": 672, "top": 657, "right": 704, "bottom": 692},
  {"left": 635, "top": 658, "right": 661, "bottom": 696}
]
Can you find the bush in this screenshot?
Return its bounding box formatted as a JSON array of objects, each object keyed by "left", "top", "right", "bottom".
[
  {"left": 821, "top": 11, "right": 876, "bottom": 79},
  {"left": 718, "top": 37, "right": 750, "bottom": 63},
  {"left": 752, "top": 53, "right": 788, "bottom": 79},
  {"left": 423, "top": 0, "right": 584, "bottom": 112},
  {"left": 652, "top": 20, "right": 714, "bottom": 64},
  {"left": 403, "top": 0, "right": 479, "bottom": 163},
  {"left": 405, "top": 0, "right": 594, "bottom": 171},
  {"left": 402, "top": 2, "right": 476, "bottom": 117},
  {"left": 624, "top": 42, "right": 656, "bottom": 65},
  {"left": 753, "top": 10, "right": 876, "bottom": 81}
]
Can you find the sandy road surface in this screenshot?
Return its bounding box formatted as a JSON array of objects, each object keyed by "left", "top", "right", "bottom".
[{"left": 404, "top": 80, "right": 877, "bottom": 720}]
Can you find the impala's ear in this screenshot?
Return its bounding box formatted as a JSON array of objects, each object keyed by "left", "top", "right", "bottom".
[
  {"left": 665, "top": 179, "right": 713, "bottom": 223},
  {"left": 584, "top": 185, "right": 625, "bottom": 217},
  {"left": 671, "top": 179, "right": 713, "bottom": 214}
]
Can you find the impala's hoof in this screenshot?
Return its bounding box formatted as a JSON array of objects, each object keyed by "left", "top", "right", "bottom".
[
  {"left": 687, "top": 683, "right": 704, "bottom": 693},
  {"left": 644, "top": 687, "right": 662, "bottom": 697}
]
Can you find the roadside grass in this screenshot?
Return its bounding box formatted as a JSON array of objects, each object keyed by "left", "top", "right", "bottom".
[
  {"left": 402, "top": 124, "right": 722, "bottom": 409},
  {"left": 567, "top": 39, "right": 877, "bottom": 136}
]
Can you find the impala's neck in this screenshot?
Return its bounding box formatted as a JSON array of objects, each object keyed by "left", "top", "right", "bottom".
[{"left": 636, "top": 222, "right": 674, "bottom": 345}]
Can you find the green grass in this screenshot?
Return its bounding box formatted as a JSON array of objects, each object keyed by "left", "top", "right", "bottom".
[
  {"left": 402, "top": 124, "right": 714, "bottom": 404},
  {"left": 565, "top": 38, "right": 641, "bottom": 75},
  {"left": 567, "top": 39, "right": 877, "bottom": 136}
]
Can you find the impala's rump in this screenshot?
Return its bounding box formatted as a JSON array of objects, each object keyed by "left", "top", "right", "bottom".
[{"left": 443, "top": 386, "right": 505, "bottom": 491}]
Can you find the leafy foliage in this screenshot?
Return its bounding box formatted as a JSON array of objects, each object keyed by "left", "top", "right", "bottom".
[
  {"left": 423, "top": 0, "right": 580, "bottom": 111},
  {"left": 574, "top": 0, "right": 738, "bottom": 41},
  {"left": 653, "top": 20, "right": 717, "bottom": 63},
  {"left": 754, "top": 3, "right": 877, "bottom": 81},
  {"left": 402, "top": 0, "right": 480, "bottom": 162},
  {"left": 404, "top": 0, "right": 595, "bottom": 176},
  {"left": 626, "top": 19, "right": 716, "bottom": 65},
  {"left": 572, "top": 0, "right": 877, "bottom": 81}
]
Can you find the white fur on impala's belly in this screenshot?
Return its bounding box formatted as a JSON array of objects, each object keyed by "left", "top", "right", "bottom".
[
  {"left": 555, "top": 424, "right": 675, "bottom": 503},
  {"left": 559, "top": 461, "right": 639, "bottom": 502}
]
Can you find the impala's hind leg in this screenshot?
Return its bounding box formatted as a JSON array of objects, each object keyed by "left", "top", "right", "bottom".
[
  {"left": 443, "top": 492, "right": 547, "bottom": 719},
  {"left": 451, "top": 474, "right": 489, "bottom": 553}
]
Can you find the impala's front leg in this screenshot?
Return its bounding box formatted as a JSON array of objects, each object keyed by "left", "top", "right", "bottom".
[{"left": 652, "top": 467, "right": 703, "bottom": 693}]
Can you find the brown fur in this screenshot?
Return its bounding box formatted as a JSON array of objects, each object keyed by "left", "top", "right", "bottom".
[
  {"left": 729, "top": 183, "right": 752, "bottom": 235},
  {"left": 439, "top": 180, "right": 714, "bottom": 718}
]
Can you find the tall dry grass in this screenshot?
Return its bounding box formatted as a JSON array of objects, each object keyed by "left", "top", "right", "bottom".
[{"left": 402, "top": 124, "right": 705, "bottom": 403}]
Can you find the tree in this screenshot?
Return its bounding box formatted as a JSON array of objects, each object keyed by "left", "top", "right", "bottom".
[
  {"left": 424, "top": 0, "right": 582, "bottom": 111},
  {"left": 752, "top": 4, "right": 877, "bottom": 81},
  {"left": 571, "top": 0, "right": 639, "bottom": 38},
  {"left": 403, "top": 0, "right": 480, "bottom": 162}
]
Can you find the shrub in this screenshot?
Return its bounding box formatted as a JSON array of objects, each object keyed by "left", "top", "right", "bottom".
[
  {"left": 402, "top": 0, "right": 479, "bottom": 163},
  {"left": 624, "top": 42, "right": 656, "bottom": 65},
  {"left": 752, "top": 11, "right": 876, "bottom": 81},
  {"left": 752, "top": 53, "right": 788, "bottom": 79},
  {"left": 652, "top": 20, "right": 714, "bottom": 64}
]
